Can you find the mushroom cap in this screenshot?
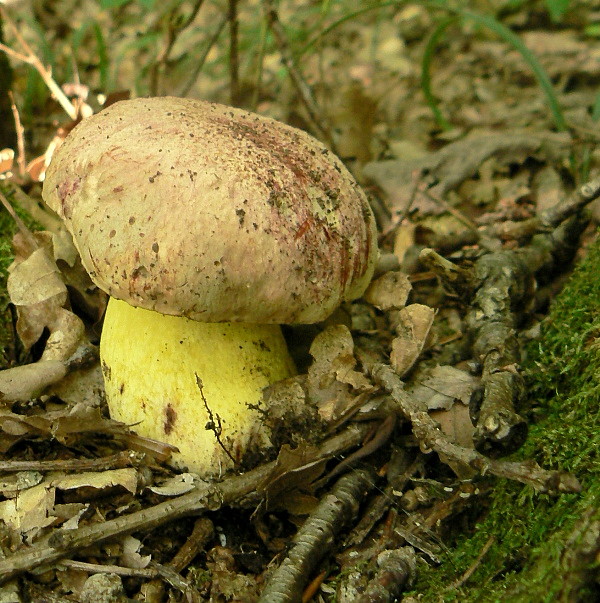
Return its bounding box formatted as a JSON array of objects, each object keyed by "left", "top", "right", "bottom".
[{"left": 42, "top": 97, "right": 377, "bottom": 324}]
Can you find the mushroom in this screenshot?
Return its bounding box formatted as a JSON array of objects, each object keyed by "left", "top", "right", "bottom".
[{"left": 42, "top": 97, "right": 377, "bottom": 476}]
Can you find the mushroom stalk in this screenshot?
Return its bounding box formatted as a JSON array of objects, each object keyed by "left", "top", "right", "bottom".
[{"left": 101, "top": 298, "right": 296, "bottom": 474}]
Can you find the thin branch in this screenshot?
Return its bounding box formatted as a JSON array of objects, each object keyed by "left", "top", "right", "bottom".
[
  {"left": 8, "top": 91, "right": 25, "bottom": 177},
  {"left": 57, "top": 559, "right": 157, "bottom": 579},
  {"left": 0, "top": 189, "right": 38, "bottom": 251},
  {"left": 0, "top": 8, "right": 76, "bottom": 119},
  {"left": 228, "top": 0, "right": 240, "bottom": 105},
  {"left": 179, "top": 13, "right": 228, "bottom": 97},
  {"left": 371, "top": 363, "right": 581, "bottom": 494},
  {"left": 0, "top": 451, "right": 146, "bottom": 473},
  {"left": 258, "top": 469, "right": 374, "bottom": 602}
]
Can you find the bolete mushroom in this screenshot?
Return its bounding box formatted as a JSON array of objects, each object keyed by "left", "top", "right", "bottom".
[{"left": 42, "top": 97, "right": 377, "bottom": 475}]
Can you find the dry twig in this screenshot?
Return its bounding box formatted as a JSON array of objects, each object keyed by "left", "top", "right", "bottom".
[
  {"left": 258, "top": 468, "right": 374, "bottom": 603},
  {"left": 0, "top": 8, "right": 76, "bottom": 119},
  {"left": 420, "top": 178, "right": 600, "bottom": 456},
  {"left": 0, "top": 424, "right": 370, "bottom": 585},
  {"left": 371, "top": 362, "right": 581, "bottom": 494}
]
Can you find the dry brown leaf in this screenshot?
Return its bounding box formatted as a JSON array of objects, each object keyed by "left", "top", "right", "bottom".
[
  {"left": 363, "top": 131, "right": 570, "bottom": 216},
  {"left": 0, "top": 402, "right": 129, "bottom": 453},
  {"left": 408, "top": 365, "right": 479, "bottom": 411},
  {"left": 0, "top": 482, "right": 56, "bottom": 539},
  {"left": 308, "top": 325, "right": 372, "bottom": 421},
  {"left": 390, "top": 304, "right": 436, "bottom": 377},
  {"left": 327, "top": 82, "right": 376, "bottom": 165},
  {"left": 52, "top": 468, "right": 138, "bottom": 495},
  {"left": 257, "top": 444, "right": 327, "bottom": 512},
  {"left": 431, "top": 403, "right": 476, "bottom": 479},
  {"left": 364, "top": 271, "right": 412, "bottom": 311},
  {"left": 0, "top": 470, "right": 44, "bottom": 498},
  {"left": 46, "top": 363, "right": 104, "bottom": 407},
  {"left": 393, "top": 222, "right": 417, "bottom": 264},
  {"left": 7, "top": 231, "right": 86, "bottom": 356},
  {"left": 0, "top": 469, "right": 138, "bottom": 540}
]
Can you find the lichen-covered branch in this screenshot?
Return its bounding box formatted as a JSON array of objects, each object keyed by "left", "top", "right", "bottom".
[
  {"left": 420, "top": 178, "right": 599, "bottom": 456},
  {"left": 258, "top": 469, "right": 374, "bottom": 603},
  {"left": 372, "top": 363, "right": 581, "bottom": 494}
]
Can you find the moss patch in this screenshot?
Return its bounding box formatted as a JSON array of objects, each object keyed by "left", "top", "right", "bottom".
[{"left": 413, "top": 235, "right": 600, "bottom": 601}]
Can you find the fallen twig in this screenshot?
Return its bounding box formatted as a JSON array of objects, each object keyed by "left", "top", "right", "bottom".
[
  {"left": 140, "top": 517, "right": 213, "bottom": 602},
  {"left": 420, "top": 177, "right": 600, "bottom": 456},
  {"left": 258, "top": 468, "right": 374, "bottom": 603},
  {"left": 371, "top": 362, "right": 581, "bottom": 494},
  {"left": 0, "top": 8, "right": 76, "bottom": 119},
  {"left": 357, "top": 547, "right": 417, "bottom": 603},
  {"left": 0, "top": 451, "right": 145, "bottom": 473},
  {"left": 0, "top": 423, "right": 370, "bottom": 585}
]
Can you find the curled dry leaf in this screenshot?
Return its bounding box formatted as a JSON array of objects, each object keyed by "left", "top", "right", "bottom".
[
  {"left": 390, "top": 304, "right": 436, "bottom": 377},
  {"left": 308, "top": 324, "right": 372, "bottom": 421},
  {"left": 364, "top": 271, "right": 412, "bottom": 311},
  {"left": 121, "top": 535, "right": 151, "bottom": 569},
  {"left": 7, "top": 231, "right": 86, "bottom": 358}
]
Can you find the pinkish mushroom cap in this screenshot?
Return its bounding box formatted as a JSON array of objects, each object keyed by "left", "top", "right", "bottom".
[{"left": 42, "top": 97, "right": 377, "bottom": 324}]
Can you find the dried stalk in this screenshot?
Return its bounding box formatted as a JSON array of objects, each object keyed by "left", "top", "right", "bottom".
[
  {"left": 261, "top": 0, "right": 335, "bottom": 150},
  {"left": 0, "top": 451, "right": 145, "bottom": 473},
  {"left": 0, "top": 9, "right": 76, "bottom": 119},
  {"left": 149, "top": 0, "right": 206, "bottom": 95}
]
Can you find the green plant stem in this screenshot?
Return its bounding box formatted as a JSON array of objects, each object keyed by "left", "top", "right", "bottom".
[{"left": 421, "top": 15, "right": 455, "bottom": 131}]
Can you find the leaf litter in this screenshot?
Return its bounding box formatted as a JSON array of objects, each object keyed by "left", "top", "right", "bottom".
[{"left": 0, "top": 1, "right": 598, "bottom": 600}]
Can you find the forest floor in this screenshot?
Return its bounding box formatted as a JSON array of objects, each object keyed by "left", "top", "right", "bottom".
[{"left": 0, "top": 1, "right": 598, "bottom": 601}]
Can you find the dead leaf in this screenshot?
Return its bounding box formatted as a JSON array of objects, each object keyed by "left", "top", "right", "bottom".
[
  {"left": 364, "top": 271, "right": 412, "bottom": 311},
  {"left": 257, "top": 444, "right": 327, "bottom": 512},
  {"left": 308, "top": 325, "right": 372, "bottom": 421},
  {"left": 363, "top": 131, "right": 571, "bottom": 217},
  {"left": 0, "top": 470, "right": 44, "bottom": 497},
  {"left": 0, "top": 482, "right": 56, "bottom": 539},
  {"left": 408, "top": 365, "right": 479, "bottom": 411},
  {"left": 121, "top": 535, "right": 151, "bottom": 569},
  {"left": 390, "top": 304, "right": 436, "bottom": 377},
  {"left": 52, "top": 468, "right": 139, "bottom": 496},
  {"left": 148, "top": 473, "right": 202, "bottom": 496},
  {"left": 7, "top": 231, "right": 86, "bottom": 357}
]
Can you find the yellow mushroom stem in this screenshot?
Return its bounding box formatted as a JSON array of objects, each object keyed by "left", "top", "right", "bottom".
[{"left": 100, "top": 297, "right": 296, "bottom": 475}]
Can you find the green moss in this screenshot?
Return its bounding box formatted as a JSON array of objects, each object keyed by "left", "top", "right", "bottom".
[{"left": 413, "top": 235, "right": 600, "bottom": 601}]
